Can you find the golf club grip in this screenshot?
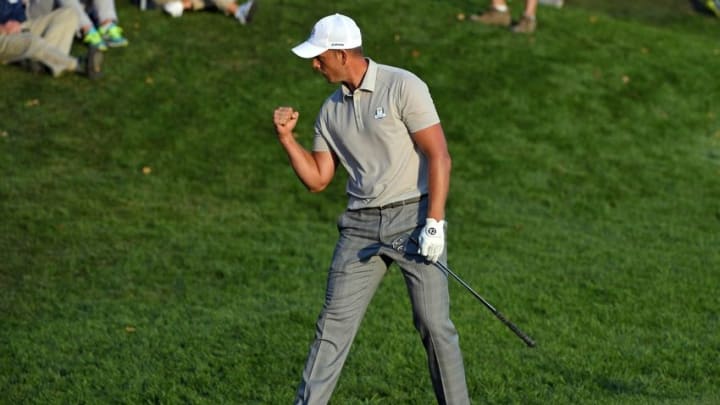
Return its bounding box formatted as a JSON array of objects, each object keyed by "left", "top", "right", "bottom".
[{"left": 494, "top": 310, "right": 537, "bottom": 348}]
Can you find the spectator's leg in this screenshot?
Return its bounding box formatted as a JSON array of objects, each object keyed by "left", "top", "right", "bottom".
[
  {"left": 94, "top": 0, "right": 119, "bottom": 24},
  {"left": 56, "top": 0, "right": 96, "bottom": 32},
  {"left": 0, "top": 32, "right": 78, "bottom": 77},
  {"left": 23, "top": 8, "right": 78, "bottom": 54}
]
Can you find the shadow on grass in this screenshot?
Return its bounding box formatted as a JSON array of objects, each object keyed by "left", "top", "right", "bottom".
[{"left": 570, "top": 0, "right": 718, "bottom": 24}]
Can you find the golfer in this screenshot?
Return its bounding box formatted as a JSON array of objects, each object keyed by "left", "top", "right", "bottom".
[{"left": 273, "top": 13, "right": 470, "bottom": 405}]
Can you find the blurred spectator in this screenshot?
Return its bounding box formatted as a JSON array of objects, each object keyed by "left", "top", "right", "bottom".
[
  {"left": 27, "top": 0, "right": 128, "bottom": 50},
  {"left": 0, "top": 0, "right": 103, "bottom": 78},
  {"left": 159, "top": 0, "right": 256, "bottom": 24},
  {"left": 471, "top": 0, "right": 538, "bottom": 33},
  {"left": 538, "top": 0, "right": 563, "bottom": 8}
]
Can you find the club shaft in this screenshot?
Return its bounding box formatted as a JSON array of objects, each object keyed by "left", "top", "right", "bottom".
[{"left": 436, "top": 262, "right": 537, "bottom": 348}]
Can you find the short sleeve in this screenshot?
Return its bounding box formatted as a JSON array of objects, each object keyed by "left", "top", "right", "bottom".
[
  {"left": 312, "top": 115, "right": 331, "bottom": 152},
  {"left": 398, "top": 74, "right": 440, "bottom": 133}
]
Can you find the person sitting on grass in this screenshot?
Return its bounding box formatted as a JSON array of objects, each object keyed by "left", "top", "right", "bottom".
[
  {"left": 471, "top": 0, "right": 538, "bottom": 34},
  {"left": 27, "top": 0, "right": 128, "bottom": 51},
  {"left": 0, "top": 0, "right": 103, "bottom": 78},
  {"left": 159, "top": 0, "right": 257, "bottom": 25}
]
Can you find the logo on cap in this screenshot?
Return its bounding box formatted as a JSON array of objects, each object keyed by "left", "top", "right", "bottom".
[{"left": 291, "top": 14, "right": 363, "bottom": 59}]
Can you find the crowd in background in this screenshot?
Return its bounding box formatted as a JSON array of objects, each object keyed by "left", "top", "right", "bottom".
[
  {"left": 2, "top": 0, "right": 719, "bottom": 80},
  {"left": 0, "top": 0, "right": 257, "bottom": 78}
]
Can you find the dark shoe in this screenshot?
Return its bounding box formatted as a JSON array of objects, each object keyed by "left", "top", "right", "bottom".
[
  {"left": 21, "top": 59, "right": 46, "bottom": 74},
  {"left": 78, "top": 46, "right": 104, "bottom": 79}
]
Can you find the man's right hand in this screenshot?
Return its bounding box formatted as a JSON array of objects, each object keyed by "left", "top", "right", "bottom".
[{"left": 273, "top": 106, "right": 299, "bottom": 139}]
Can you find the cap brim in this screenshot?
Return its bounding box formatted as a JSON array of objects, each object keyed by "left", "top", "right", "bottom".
[{"left": 292, "top": 41, "right": 327, "bottom": 59}]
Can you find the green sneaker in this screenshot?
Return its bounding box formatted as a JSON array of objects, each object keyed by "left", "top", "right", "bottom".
[
  {"left": 707, "top": 0, "right": 720, "bottom": 17},
  {"left": 99, "top": 23, "right": 129, "bottom": 48},
  {"left": 83, "top": 28, "right": 108, "bottom": 51}
]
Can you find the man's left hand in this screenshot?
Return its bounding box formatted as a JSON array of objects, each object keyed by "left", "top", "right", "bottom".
[{"left": 419, "top": 218, "right": 446, "bottom": 263}]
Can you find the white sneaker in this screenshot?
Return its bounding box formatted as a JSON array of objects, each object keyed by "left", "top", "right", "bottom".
[
  {"left": 163, "top": 1, "right": 184, "bottom": 17},
  {"left": 235, "top": 0, "right": 258, "bottom": 25},
  {"left": 539, "top": 0, "right": 564, "bottom": 7}
]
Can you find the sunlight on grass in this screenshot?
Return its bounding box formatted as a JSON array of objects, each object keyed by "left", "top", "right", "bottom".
[{"left": 2, "top": 0, "right": 719, "bottom": 403}]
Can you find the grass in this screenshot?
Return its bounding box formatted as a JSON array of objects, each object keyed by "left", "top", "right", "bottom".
[{"left": 2, "top": 0, "right": 720, "bottom": 403}]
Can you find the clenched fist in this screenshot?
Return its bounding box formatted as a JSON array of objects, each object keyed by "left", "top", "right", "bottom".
[{"left": 273, "top": 106, "right": 299, "bottom": 138}]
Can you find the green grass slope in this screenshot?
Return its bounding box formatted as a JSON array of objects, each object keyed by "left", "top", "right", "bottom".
[{"left": 2, "top": 0, "right": 719, "bottom": 403}]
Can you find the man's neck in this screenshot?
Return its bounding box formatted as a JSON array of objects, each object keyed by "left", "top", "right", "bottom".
[{"left": 343, "top": 57, "right": 369, "bottom": 92}]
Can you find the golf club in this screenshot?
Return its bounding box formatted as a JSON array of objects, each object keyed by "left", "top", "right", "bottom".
[{"left": 434, "top": 261, "right": 537, "bottom": 348}]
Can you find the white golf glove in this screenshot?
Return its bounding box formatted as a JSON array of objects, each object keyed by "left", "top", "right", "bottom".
[{"left": 419, "top": 218, "right": 446, "bottom": 263}]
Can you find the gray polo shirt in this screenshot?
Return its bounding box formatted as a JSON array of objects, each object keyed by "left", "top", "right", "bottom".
[{"left": 313, "top": 59, "right": 440, "bottom": 210}]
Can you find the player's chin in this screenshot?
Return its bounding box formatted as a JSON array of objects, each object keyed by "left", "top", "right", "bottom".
[{"left": 321, "top": 73, "right": 338, "bottom": 83}]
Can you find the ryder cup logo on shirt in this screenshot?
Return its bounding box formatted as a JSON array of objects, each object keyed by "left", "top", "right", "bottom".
[{"left": 374, "top": 107, "right": 386, "bottom": 119}]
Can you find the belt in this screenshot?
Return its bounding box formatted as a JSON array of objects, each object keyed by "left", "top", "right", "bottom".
[{"left": 352, "top": 195, "right": 427, "bottom": 211}]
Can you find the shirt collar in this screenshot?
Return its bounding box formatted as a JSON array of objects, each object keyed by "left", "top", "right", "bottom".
[{"left": 341, "top": 58, "right": 377, "bottom": 96}]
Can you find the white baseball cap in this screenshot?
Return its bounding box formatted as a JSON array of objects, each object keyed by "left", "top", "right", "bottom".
[{"left": 292, "top": 14, "right": 362, "bottom": 59}]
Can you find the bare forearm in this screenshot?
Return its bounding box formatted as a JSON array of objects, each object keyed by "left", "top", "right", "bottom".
[
  {"left": 273, "top": 106, "right": 335, "bottom": 192},
  {"left": 412, "top": 123, "right": 452, "bottom": 221},
  {"left": 427, "top": 153, "right": 451, "bottom": 220},
  {"left": 279, "top": 135, "right": 329, "bottom": 192}
]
